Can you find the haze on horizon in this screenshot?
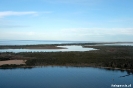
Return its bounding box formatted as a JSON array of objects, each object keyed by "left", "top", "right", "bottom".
[{"left": 0, "top": 0, "right": 133, "bottom": 42}]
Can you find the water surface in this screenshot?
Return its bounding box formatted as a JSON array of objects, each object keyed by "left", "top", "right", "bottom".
[
  {"left": 0, "top": 66, "right": 132, "bottom": 88},
  {"left": 0, "top": 45, "right": 97, "bottom": 53}
]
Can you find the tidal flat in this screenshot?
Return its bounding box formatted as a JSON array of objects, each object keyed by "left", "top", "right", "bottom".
[{"left": 0, "top": 43, "right": 133, "bottom": 70}]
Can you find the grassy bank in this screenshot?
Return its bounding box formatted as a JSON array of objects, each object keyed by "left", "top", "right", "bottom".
[{"left": 0, "top": 45, "right": 133, "bottom": 70}]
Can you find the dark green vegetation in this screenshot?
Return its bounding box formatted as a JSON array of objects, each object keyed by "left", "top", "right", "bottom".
[
  {"left": 0, "top": 57, "right": 10, "bottom": 61},
  {"left": 0, "top": 45, "right": 133, "bottom": 70},
  {"left": 0, "top": 64, "right": 24, "bottom": 68},
  {"left": 0, "top": 64, "right": 32, "bottom": 69}
]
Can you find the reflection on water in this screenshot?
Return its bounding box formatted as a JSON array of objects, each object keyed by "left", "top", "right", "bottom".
[
  {"left": 119, "top": 71, "right": 133, "bottom": 78},
  {"left": 0, "top": 66, "right": 132, "bottom": 88},
  {"left": 0, "top": 67, "right": 33, "bottom": 70},
  {"left": 119, "top": 74, "right": 133, "bottom": 78},
  {"left": 0, "top": 45, "right": 97, "bottom": 53},
  {"left": 102, "top": 68, "right": 133, "bottom": 78}
]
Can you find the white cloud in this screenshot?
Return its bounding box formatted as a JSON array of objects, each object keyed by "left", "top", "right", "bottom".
[
  {"left": 33, "top": 28, "right": 133, "bottom": 40},
  {"left": 0, "top": 11, "right": 38, "bottom": 18},
  {"left": 0, "top": 28, "right": 133, "bottom": 41}
]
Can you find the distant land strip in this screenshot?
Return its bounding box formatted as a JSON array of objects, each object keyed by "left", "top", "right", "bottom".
[{"left": 0, "top": 44, "right": 133, "bottom": 70}]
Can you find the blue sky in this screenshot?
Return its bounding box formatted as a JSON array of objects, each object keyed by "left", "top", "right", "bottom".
[{"left": 0, "top": 0, "right": 133, "bottom": 41}]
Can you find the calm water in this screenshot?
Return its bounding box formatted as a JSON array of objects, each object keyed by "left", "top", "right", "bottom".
[
  {"left": 0, "top": 66, "right": 132, "bottom": 88},
  {"left": 0, "top": 45, "right": 97, "bottom": 53}
]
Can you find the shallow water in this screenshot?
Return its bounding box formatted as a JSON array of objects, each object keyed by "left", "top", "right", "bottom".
[
  {"left": 0, "top": 45, "right": 97, "bottom": 53},
  {"left": 0, "top": 66, "right": 132, "bottom": 88}
]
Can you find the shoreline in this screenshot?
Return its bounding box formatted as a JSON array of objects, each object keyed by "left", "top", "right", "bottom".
[
  {"left": 0, "top": 59, "right": 133, "bottom": 71},
  {"left": 0, "top": 63, "right": 133, "bottom": 72}
]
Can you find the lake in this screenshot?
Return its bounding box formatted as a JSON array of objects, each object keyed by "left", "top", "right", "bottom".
[
  {"left": 0, "top": 45, "right": 97, "bottom": 53},
  {"left": 0, "top": 66, "right": 132, "bottom": 88}
]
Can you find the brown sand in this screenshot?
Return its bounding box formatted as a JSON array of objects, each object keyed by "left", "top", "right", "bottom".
[{"left": 0, "top": 60, "right": 26, "bottom": 66}]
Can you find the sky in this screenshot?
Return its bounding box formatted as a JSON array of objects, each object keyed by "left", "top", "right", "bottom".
[{"left": 0, "top": 0, "right": 133, "bottom": 41}]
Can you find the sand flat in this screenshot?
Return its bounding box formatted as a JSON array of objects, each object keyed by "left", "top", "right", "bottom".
[{"left": 0, "top": 60, "right": 26, "bottom": 66}]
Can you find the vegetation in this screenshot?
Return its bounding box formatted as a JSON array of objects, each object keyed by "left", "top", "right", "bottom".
[
  {"left": 0, "top": 57, "right": 10, "bottom": 61},
  {"left": 0, "top": 64, "right": 25, "bottom": 68}
]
